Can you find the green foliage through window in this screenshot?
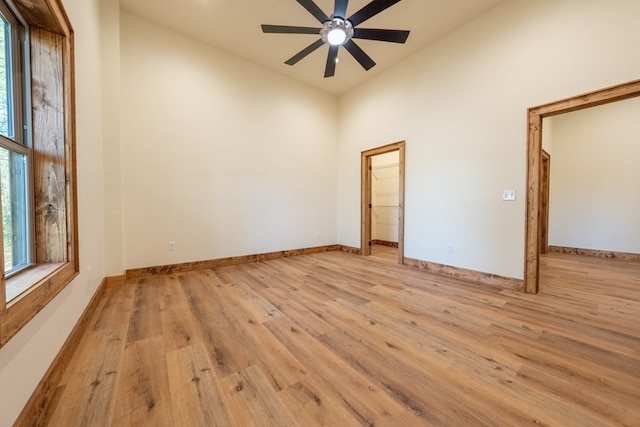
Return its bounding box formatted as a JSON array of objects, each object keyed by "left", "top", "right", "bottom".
[
  {"left": 1, "top": 146, "right": 28, "bottom": 273},
  {"left": 0, "top": 14, "right": 12, "bottom": 138},
  {"left": 0, "top": 4, "right": 28, "bottom": 278}
]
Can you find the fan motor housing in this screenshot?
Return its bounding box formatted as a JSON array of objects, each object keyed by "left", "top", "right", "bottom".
[{"left": 320, "top": 17, "right": 354, "bottom": 45}]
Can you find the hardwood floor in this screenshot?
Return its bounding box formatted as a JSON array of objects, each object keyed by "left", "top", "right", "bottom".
[
  {"left": 27, "top": 251, "right": 640, "bottom": 426},
  {"left": 370, "top": 244, "right": 399, "bottom": 263}
]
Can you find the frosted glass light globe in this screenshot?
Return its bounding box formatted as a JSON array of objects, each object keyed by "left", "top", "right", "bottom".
[
  {"left": 321, "top": 18, "right": 353, "bottom": 46},
  {"left": 327, "top": 28, "right": 347, "bottom": 45}
]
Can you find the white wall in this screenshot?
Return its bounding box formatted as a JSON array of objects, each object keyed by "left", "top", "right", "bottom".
[
  {"left": 101, "top": 0, "right": 124, "bottom": 276},
  {"left": 337, "top": 0, "right": 640, "bottom": 279},
  {"left": 547, "top": 96, "right": 640, "bottom": 253},
  {"left": 0, "top": 0, "right": 106, "bottom": 425},
  {"left": 119, "top": 13, "right": 339, "bottom": 270}
]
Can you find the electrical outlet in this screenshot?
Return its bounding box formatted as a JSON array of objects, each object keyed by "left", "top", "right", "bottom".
[
  {"left": 448, "top": 244, "right": 454, "bottom": 254},
  {"left": 168, "top": 241, "right": 176, "bottom": 251}
]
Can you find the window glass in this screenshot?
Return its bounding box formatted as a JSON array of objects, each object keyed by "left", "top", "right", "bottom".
[
  {"left": 1, "top": 145, "right": 28, "bottom": 274},
  {"left": 0, "top": 3, "right": 30, "bottom": 282},
  {"left": 0, "top": 13, "right": 13, "bottom": 139}
]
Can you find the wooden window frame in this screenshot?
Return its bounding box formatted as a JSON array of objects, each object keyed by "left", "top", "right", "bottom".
[
  {"left": 0, "top": 0, "right": 77, "bottom": 347},
  {"left": 524, "top": 79, "right": 640, "bottom": 294}
]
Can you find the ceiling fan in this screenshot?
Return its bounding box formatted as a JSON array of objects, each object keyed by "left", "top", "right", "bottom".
[{"left": 261, "top": 0, "right": 410, "bottom": 78}]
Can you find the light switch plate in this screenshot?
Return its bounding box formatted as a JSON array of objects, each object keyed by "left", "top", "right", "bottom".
[{"left": 503, "top": 190, "right": 516, "bottom": 201}]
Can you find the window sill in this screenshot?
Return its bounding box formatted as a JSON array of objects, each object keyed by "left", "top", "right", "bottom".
[
  {"left": 6, "top": 263, "right": 65, "bottom": 304},
  {"left": 1, "top": 262, "right": 78, "bottom": 347}
]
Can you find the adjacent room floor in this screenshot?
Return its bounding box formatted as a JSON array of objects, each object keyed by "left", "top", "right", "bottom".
[{"left": 27, "top": 250, "right": 640, "bottom": 426}]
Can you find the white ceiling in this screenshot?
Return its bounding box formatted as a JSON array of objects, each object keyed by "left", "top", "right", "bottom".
[{"left": 119, "top": 0, "right": 505, "bottom": 95}]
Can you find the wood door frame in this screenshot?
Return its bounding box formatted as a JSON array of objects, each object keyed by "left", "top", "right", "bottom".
[
  {"left": 361, "top": 141, "right": 405, "bottom": 264},
  {"left": 539, "top": 149, "right": 551, "bottom": 255},
  {"left": 524, "top": 79, "right": 640, "bottom": 294}
]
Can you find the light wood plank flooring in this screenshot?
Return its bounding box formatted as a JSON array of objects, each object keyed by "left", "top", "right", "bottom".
[
  {"left": 370, "top": 244, "right": 399, "bottom": 264},
  {"left": 31, "top": 251, "right": 640, "bottom": 426}
]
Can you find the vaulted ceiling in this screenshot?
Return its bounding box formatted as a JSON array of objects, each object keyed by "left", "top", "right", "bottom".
[{"left": 119, "top": 0, "right": 505, "bottom": 95}]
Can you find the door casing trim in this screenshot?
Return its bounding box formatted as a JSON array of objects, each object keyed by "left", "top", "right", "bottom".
[{"left": 524, "top": 79, "right": 640, "bottom": 293}]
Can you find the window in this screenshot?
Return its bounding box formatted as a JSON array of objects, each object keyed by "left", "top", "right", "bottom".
[
  {"left": 0, "top": 1, "right": 31, "bottom": 279},
  {"left": 1, "top": 147, "right": 29, "bottom": 274},
  {"left": 0, "top": 8, "right": 15, "bottom": 139},
  {"left": 0, "top": 0, "right": 78, "bottom": 348}
]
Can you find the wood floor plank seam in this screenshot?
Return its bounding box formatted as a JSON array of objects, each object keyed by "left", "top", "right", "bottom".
[{"left": 15, "top": 247, "right": 640, "bottom": 426}]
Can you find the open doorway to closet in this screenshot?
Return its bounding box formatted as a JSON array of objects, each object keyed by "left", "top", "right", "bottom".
[{"left": 361, "top": 141, "right": 405, "bottom": 264}]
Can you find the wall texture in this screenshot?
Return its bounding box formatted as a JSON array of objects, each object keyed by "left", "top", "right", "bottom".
[
  {"left": 337, "top": 0, "right": 640, "bottom": 279},
  {"left": 101, "top": 0, "right": 124, "bottom": 276},
  {"left": 119, "top": 13, "right": 339, "bottom": 270},
  {"left": 547, "top": 96, "right": 640, "bottom": 253}
]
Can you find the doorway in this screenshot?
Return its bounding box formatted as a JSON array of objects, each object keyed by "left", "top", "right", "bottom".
[
  {"left": 524, "top": 79, "right": 640, "bottom": 293},
  {"left": 361, "top": 141, "right": 405, "bottom": 264}
]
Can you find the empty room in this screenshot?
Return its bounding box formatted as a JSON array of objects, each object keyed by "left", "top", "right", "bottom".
[{"left": 0, "top": 0, "right": 639, "bottom": 425}]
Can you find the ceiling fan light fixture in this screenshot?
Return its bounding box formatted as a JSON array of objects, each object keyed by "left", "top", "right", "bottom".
[
  {"left": 261, "top": 0, "right": 411, "bottom": 77},
  {"left": 327, "top": 27, "right": 346, "bottom": 45},
  {"left": 321, "top": 17, "right": 353, "bottom": 46}
]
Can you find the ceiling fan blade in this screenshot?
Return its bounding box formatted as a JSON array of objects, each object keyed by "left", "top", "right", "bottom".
[
  {"left": 262, "top": 25, "right": 321, "bottom": 35},
  {"left": 348, "top": 0, "right": 402, "bottom": 27},
  {"left": 297, "top": 0, "right": 330, "bottom": 23},
  {"left": 353, "top": 28, "right": 410, "bottom": 43},
  {"left": 324, "top": 45, "right": 339, "bottom": 78},
  {"left": 285, "top": 39, "right": 325, "bottom": 65},
  {"left": 343, "top": 39, "right": 376, "bottom": 71},
  {"left": 334, "top": 0, "right": 349, "bottom": 19}
]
